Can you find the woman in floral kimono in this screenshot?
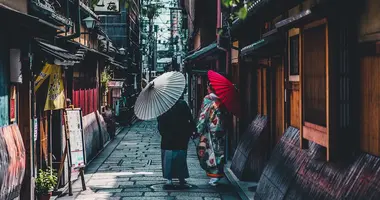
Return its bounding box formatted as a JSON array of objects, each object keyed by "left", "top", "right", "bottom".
[{"left": 194, "top": 83, "right": 226, "bottom": 186}]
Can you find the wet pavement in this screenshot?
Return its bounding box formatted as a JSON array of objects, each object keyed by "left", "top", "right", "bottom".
[{"left": 57, "top": 120, "right": 241, "bottom": 200}]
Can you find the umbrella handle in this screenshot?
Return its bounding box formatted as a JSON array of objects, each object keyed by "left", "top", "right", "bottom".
[{"left": 148, "top": 82, "right": 155, "bottom": 88}]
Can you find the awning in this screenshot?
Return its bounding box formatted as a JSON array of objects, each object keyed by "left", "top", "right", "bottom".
[
  {"left": 240, "top": 32, "right": 281, "bottom": 57},
  {"left": 65, "top": 41, "right": 125, "bottom": 69},
  {"left": 0, "top": 3, "right": 64, "bottom": 32},
  {"left": 66, "top": 40, "right": 113, "bottom": 59},
  {"left": 184, "top": 43, "right": 226, "bottom": 62},
  {"left": 275, "top": 9, "right": 312, "bottom": 30},
  {"left": 36, "top": 40, "right": 82, "bottom": 65},
  {"left": 107, "top": 59, "right": 126, "bottom": 70},
  {"left": 107, "top": 80, "right": 124, "bottom": 88}
]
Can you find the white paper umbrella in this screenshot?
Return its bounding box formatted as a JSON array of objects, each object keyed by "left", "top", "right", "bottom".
[{"left": 134, "top": 71, "right": 186, "bottom": 120}]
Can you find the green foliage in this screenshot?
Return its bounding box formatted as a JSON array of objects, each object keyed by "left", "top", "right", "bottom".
[
  {"left": 236, "top": 6, "right": 248, "bottom": 20},
  {"left": 90, "top": 0, "right": 100, "bottom": 8},
  {"left": 35, "top": 167, "right": 58, "bottom": 195},
  {"left": 222, "top": 0, "right": 240, "bottom": 7},
  {"left": 221, "top": 0, "right": 252, "bottom": 20},
  {"left": 142, "top": 4, "right": 164, "bottom": 19},
  {"left": 124, "top": 0, "right": 132, "bottom": 9},
  {"left": 101, "top": 66, "right": 112, "bottom": 93}
]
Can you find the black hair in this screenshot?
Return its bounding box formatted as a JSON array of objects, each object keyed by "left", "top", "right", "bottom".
[{"left": 207, "top": 82, "right": 215, "bottom": 92}]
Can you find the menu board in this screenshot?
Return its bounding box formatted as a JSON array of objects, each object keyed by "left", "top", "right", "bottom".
[{"left": 65, "top": 108, "right": 86, "bottom": 169}]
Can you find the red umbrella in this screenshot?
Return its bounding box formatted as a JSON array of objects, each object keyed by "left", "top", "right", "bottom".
[{"left": 207, "top": 70, "right": 240, "bottom": 117}]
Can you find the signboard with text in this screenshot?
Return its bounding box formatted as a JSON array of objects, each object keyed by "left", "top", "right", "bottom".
[
  {"left": 93, "top": 0, "right": 120, "bottom": 14},
  {"left": 64, "top": 108, "right": 86, "bottom": 177}
]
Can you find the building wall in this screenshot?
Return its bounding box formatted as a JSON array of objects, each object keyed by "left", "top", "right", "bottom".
[
  {"left": 184, "top": 0, "right": 195, "bottom": 37},
  {"left": 358, "top": 0, "right": 380, "bottom": 42},
  {"left": 0, "top": 0, "right": 27, "bottom": 13},
  {"left": 0, "top": 35, "right": 9, "bottom": 127}
]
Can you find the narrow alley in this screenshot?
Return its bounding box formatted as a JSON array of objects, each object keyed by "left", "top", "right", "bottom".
[{"left": 57, "top": 121, "right": 241, "bottom": 200}]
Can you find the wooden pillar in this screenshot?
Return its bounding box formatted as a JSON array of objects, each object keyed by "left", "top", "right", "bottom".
[{"left": 19, "top": 43, "right": 34, "bottom": 200}]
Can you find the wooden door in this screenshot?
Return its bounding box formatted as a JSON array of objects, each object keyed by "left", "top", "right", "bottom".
[
  {"left": 288, "top": 28, "right": 301, "bottom": 129},
  {"left": 257, "top": 68, "right": 262, "bottom": 114},
  {"left": 289, "top": 83, "right": 300, "bottom": 128},
  {"left": 360, "top": 56, "right": 380, "bottom": 156},
  {"left": 256, "top": 68, "right": 268, "bottom": 115},
  {"left": 301, "top": 19, "right": 329, "bottom": 151},
  {"left": 273, "top": 58, "right": 285, "bottom": 144}
]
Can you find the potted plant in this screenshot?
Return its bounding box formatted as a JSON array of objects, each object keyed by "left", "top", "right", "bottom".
[{"left": 35, "top": 167, "right": 58, "bottom": 200}]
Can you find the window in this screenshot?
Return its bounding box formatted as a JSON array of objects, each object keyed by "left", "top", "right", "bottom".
[{"left": 289, "top": 35, "right": 299, "bottom": 75}]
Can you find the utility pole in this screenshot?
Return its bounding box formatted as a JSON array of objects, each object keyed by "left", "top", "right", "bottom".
[
  {"left": 148, "top": 15, "right": 153, "bottom": 81},
  {"left": 153, "top": 25, "right": 158, "bottom": 74}
]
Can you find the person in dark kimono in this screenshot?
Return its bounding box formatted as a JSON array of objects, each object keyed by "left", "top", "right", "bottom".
[
  {"left": 193, "top": 83, "right": 226, "bottom": 186},
  {"left": 157, "top": 93, "right": 196, "bottom": 187}
]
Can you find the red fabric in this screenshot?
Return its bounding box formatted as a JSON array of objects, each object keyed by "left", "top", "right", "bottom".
[
  {"left": 207, "top": 70, "right": 240, "bottom": 117},
  {"left": 73, "top": 88, "right": 99, "bottom": 116},
  {"left": 80, "top": 89, "right": 85, "bottom": 114}
]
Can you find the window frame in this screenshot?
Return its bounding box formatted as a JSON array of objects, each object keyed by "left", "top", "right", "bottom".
[{"left": 288, "top": 28, "right": 300, "bottom": 82}]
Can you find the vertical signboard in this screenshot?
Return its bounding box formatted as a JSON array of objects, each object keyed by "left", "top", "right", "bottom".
[{"left": 65, "top": 108, "right": 86, "bottom": 179}]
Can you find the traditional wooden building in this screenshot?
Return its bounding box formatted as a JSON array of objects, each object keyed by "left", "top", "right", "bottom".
[
  {"left": 227, "top": 0, "right": 380, "bottom": 198},
  {"left": 0, "top": 0, "right": 72, "bottom": 199},
  {"left": 28, "top": 0, "right": 119, "bottom": 195},
  {"left": 183, "top": 0, "right": 229, "bottom": 119},
  {"left": 99, "top": 0, "right": 141, "bottom": 125}
]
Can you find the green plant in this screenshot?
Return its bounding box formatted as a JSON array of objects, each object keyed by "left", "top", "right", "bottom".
[
  {"left": 101, "top": 66, "right": 113, "bottom": 93},
  {"left": 142, "top": 4, "right": 164, "bottom": 19},
  {"left": 35, "top": 167, "right": 58, "bottom": 195}
]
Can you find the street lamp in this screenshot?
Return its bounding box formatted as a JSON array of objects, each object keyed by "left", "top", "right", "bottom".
[{"left": 83, "top": 16, "right": 96, "bottom": 29}]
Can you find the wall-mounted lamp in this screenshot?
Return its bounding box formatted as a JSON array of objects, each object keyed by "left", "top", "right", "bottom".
[
  {"left": 83, "top": 16, "right": 96, "bottom": 29},
  {"left": 119, "top": 47, "right": 126, "bottom": 55}
]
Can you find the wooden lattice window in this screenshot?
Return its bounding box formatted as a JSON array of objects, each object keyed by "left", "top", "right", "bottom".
[{"left": 289, "top": 35, "right": 299, "bottom": 75}]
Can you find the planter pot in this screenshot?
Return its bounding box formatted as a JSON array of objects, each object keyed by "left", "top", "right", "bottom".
[{"left": 38, "top": 192, "right": 52, "bottom": 200}]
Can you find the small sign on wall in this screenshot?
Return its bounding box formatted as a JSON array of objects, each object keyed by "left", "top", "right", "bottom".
[
  {"left": 10, "top": 85, "right": 17, "bottom": 122},
  {"left": 33, "top": 117, "right": 38, "bottom": 141}
]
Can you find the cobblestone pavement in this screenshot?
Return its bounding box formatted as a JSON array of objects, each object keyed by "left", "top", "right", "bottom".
[{"left": 58, "top": 120, "right": 241, "bottom": 200}]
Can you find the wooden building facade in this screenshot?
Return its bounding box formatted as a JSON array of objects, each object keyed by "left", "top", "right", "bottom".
[
  {"left": 99, "top": 0, "right": 141, "bottom": 125},
  {"left": 184, "top": 0, "right": 229, "bottom": 119},
  {"left": 226, "top": 0, "right": 380, "bottom": 190}
]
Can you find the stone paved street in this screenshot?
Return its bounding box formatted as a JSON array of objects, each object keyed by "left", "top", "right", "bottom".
[{"left": 57, "top": 120, "right": 241, "bottom": 200}]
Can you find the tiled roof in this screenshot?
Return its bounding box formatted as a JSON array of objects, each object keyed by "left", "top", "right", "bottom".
[{"left": 36, "top": 40, "right": 82, "bottom": 64}]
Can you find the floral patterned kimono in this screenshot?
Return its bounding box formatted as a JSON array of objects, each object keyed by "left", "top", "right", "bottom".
[{"left": 196, "top": 93, "right": 225, "bottom": 178}]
